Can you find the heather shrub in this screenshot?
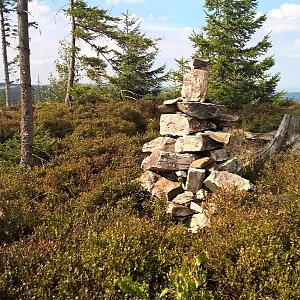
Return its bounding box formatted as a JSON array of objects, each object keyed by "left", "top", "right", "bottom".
[
  {"left": 0, "top": 99, "right": 299, "bottom": 299},
  {"left": 234, "top": 101, "right": 300, "bottom": 132}
]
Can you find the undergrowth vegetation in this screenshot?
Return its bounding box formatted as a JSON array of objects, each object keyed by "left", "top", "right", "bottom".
[{"left": 0, "top": 98, "right": 299, "bottom": 299}]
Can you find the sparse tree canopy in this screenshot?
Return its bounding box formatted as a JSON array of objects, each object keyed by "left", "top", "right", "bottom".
[
  {"left": 110, "top": 11, "right": 168, "bottom": 97},
  {"left": 0, "top": 0, "right": 17, "bottom": 106},
  {"left": 64, "top": 0, "right": 119, "bottom": 104},
  {"left": 190, "top": 0, "right": 282, "bottom": 109}
]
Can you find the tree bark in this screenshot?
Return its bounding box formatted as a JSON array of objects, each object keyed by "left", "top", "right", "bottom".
[
  {"left": 0, "top": 0, "right": 12, "bottom": 106},
  {"left": 18, "top": 0, "right": 33, "bottom": 167},
  {"left": 64, "top": 0, "right": 75, "bottom": 106},
  {"left": 257, "top": 114, "right": 300, "bottom": 162}
]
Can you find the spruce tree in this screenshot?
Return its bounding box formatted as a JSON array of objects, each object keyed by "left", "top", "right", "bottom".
[
  {"left": 169, "top": 57, "right": 190, "bottom": 97},
  {"left": 110, "top": 11, "right": 167, "bottom": 96},
  {"left": 190, "top": 0, "right": 282, "bottom": 109},
  {"left": 0, "top": 0, "right": 17, "bottom": 106},
  {"left": 64, "top": 0, "right": 119, "bottom": 104}
]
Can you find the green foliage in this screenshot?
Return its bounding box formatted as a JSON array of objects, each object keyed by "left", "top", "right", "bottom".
[
  {"left": 235, "top": 101, "right": 300, "bottom": 132},
  {"left": 168, "top": 57, "right": 191, "bottom": 98},
  {"left": 191, "top": 0, "right": 282, "bottom": 108},
  {"left": 71, "top": 83, "right": 110, "bottom": 104},
  {"left": 109, "top": 11, "right": 168, "bottom": 96},
  {"left": 67, "top": 0, "right": 120, "bottom": 84},
  {"left": 0, "top": 100, "right": 300, "bottom": 299}
]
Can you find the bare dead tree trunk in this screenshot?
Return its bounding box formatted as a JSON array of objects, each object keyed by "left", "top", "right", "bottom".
[
  {"left": 64, "top": 0, "right": 75, "bottom": 106},
  {"left": 257, "top": 114, "right": 300, "bottom": 162},
  {"left": 18, "top": 0, "right": 33, "bottom": 167},
  {"left": 0, "top": 0, "right": 12, "bottom": 106}
]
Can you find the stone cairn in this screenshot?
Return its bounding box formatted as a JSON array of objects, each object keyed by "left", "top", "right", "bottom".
[{"left": 139, "top": 58, "right": 252, "bottom": 233}]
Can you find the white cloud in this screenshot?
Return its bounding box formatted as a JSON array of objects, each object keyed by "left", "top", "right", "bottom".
[
  {"left": 295, "top": 38, "right": 300, "bottom": 47},
  {"left": 106, "top": 0, "right": 145, "bottom": 4},
  {"left": 264, "top": 3, "right": 300, "bottom": 33},
  {"left": 269, "top": 3, "right": 300, "bottom": 19}
]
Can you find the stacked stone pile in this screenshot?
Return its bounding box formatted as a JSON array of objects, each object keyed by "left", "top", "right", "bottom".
[{"left": 139, "top": 58, "right": 252, "bottom": 233}]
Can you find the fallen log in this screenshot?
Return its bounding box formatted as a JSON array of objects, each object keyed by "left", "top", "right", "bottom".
[{"left": 257, "top": 114, "right": 300, "bottom": 162}]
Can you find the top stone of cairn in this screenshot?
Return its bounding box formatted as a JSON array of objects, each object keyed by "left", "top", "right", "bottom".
[{"left": 181, "top": 58, "right": 209, "bottom": 103}]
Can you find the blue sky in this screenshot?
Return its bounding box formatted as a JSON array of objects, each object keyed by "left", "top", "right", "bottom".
[{"left": 2, "top": 0, "right": 300, "bottom": 91}]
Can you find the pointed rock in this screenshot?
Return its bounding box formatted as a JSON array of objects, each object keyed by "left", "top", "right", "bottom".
[
  {"left": 142, "top": 137, "right": 176, "bottom": 153},
  {"left": 204, "top": 131, "right": 231, "bottom": 144},
  {"left": 177, "top": 102, "right": 225, "bottom": 120},
  {"left": 139, "top": 171, "right": 184, "bottom": 200},
  {"left": 160, "top": 113, "right": 216, "bottom": 137},
  {"left": 175, "top": 134, "right": 222, "bottom": 153},
  {"left": 143, "top": 149, "right": 199, "bottom": 172},
  {"left": 186, "top": 168, "right": 206, "bottom": 193},
  {"left": 190, "top": 157, "right": 214, "bottom": 169},
  {"left": 181, "top": 69, "right": 208, "bottom": 102},
  {"left": 204, "top": 171, "right": 253, "bottom": 192}
]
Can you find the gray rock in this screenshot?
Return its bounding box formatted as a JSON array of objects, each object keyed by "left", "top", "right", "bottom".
[
  {"left": 158, "top": 104, "right": 178, "bottom": 114},
  {"left": 160, "top": 113, "right": 216, "bottom": 137},
  {"left": 172, "top": 191, "right": 194, "bottom": 206},
  {"left": 190, "top": 157, "right": 214, "bottom": 169},
  {"left": 190, "top": 201, "right": 204, "bottom": 213},
  {"left": 204, "top": 131, "right": 231, "bottom": 144},
  {"left": 204, "top": 171, "right": 253, "bottom": 192},
  {"left": 177, "top": 102, "right": 225, "bottom": 120},
  {"left": 175, "top": 134, "right": 221, "bottom": 153},
  {"left": 189, "top": 213, "right": 211, "bottom": 233},
  {"left": 143, "top": 149, "right": 199, "bottom": 172},
  {"left": 175, "top": 170, "right": 187, "bottom": 178},
  {"left": 142, "top": 137, "right": 176, "bottom": 153},
  {"left": 192, "top": 58, "right": 209, "bottom": 70},
  {"left": 186, "top": 168, "right": 206, "bottom": 193},
  {"left": 218, "top": 157, "right": 243, "bottom": 174},
  {"left": 139, "top": 170, "right": 184, "bottom": 200},
  {"left": 210, "top": 148, "right": 232, "bottom": 162},
  {"left": 211, "top": 113, "right": 239, "bottom": 127},
  {"left": 195, "top": 189, "right": 208, "bottom": 200},
  {"left": 166, "top": 202, "right": 194, "bottom": 217},
  {"left": 181, "top": 69, "right": 208, "bottom": 102}
]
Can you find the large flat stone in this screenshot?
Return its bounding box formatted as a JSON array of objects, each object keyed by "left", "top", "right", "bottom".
[
  {"left": 204, "top": 131, "right": 231, "bottom": 144},
  {"left": 142, "top": 137, "right": 176, "bottom": 153},
  {"left": 172, "top": 191, "right": 194, "bottom": 206},
  {"left": 142, "top": 149, "right": 199, "bottom": 172},
  {"left": 186, "top": 168, "right": 206, "bottom": 193},
  {"left": 204, "top": 171, "right": 253, "bottom": 192},
  {"left": 139, "top": 170, "right": 183, "bottom": 200},
  {"left": 177, "top": 102, "right": 225, "bottom": 120},
  {"left": 175, "top": 134, "right": 222, "bottom": 153},
  {"left": 160, "top": 113, "right": 216, "bottom": 137},
  {"left": 181, "top": 69, "right": 208, "bottom": 102},
  {"left": 190, "top": 157, "right": 214, "bottom": 169}
]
